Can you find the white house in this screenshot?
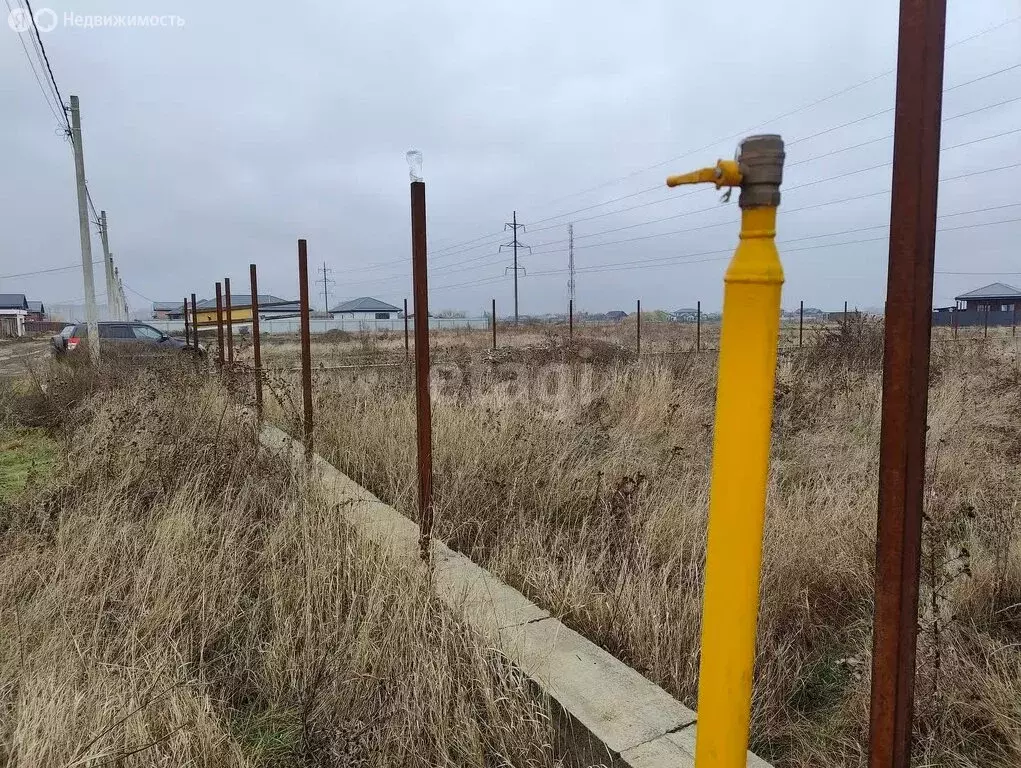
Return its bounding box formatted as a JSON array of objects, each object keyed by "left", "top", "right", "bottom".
[
  {"left": 0, "top": 294, "right": 29, "bottom": 337},
  {"left": 329, "top": 297, "right": 403, "bottom": 320}
]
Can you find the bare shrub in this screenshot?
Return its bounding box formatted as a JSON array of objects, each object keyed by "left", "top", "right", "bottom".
[{"left": 0, "top": 366, "right": 561, "bottom": 767}]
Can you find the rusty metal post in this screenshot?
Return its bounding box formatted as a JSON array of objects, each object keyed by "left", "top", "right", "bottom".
[
  {"left": 491, "top": 298, "right": 497, "bottom": 350},
  {"left": 799, "top": 300, "right": 804, "bottom": 347},
  {"left": 697, "top": 300, "right": 702, "bottom": 351},
  {"left": 636, "top": 299, "right": 641, "bottom": 355},
  {"left": 952, "top": 308, "right": 958, "bottom": 339},
  {"left": 183, "top": 297, "right": 190, "bottom": 347},
  {"left": 403, "top": 298, "right": 410, "bottom": 361},
  {"left": 844, "top": 300, "right": 849, "bottom": 332},
  {"left": 215, "top": 282, "right": 225, "bottom": 367},
  {"left": 224, "top": 277, "right": 234, "bottom": 364},
  {"left": 1013, "top": 304, "right": 1017, "bottom": 337},
  {"left": 411, "top": 180, "right": 433, "bottom": 561},
  {"left": 984, "top": 306, "right": 989, "bottom": 339},
  {"left": 297, "top": 239, "right": 314, "bottom": 458},
  {"left": 569, "top": 298, "right": 573, "bottom": 341},
  {"left": 868, "top": 1, "right": 947, "bottom": 767},
  {"left": 190, "top": 292, "right": 199, "bottom": 358},
  {"left": 250, "top": 264, "right": 263, "bottom": 419}
]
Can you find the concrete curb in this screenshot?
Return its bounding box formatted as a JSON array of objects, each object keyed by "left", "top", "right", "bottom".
[{"left": 259, "top": 424, "right": 772, "bottom": 768}]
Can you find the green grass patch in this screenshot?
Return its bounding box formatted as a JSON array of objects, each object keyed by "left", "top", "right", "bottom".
[{"left": 0, "top": 427, "right": 58, "bottom": 500}]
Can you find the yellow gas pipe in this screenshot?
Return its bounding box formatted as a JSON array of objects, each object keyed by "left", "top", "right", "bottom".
[{"left": 667, "top": 135, "right": 785, "bottom": 768}]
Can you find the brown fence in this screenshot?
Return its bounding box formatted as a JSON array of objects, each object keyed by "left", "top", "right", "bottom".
[{"left": 25, "top": 321, "right": 67, "bottom": 333}]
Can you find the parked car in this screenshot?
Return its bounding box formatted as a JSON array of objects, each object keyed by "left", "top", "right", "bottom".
[{"left": 51, "top": 322, "right": 202, "bottom": 357}]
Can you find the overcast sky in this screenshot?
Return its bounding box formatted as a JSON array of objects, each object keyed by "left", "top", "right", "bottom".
[{"left": 3, "top": 0, "right": 1020, "bottom": 316}]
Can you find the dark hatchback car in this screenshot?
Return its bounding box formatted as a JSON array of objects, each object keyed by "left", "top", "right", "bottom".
[{"left": 52, "top": 322, "right": 201, "bottom": 357}]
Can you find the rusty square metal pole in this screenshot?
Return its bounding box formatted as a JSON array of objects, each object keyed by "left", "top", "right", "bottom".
[
  {"left": 215, "top": 282, "right": 225, "bottom": 368},
  {"left": 183, "top": 297, "right": 191, "bottom": 347},
  {"left": 868, "top": 1, "right": 947, "bottom": 766},
  {"left": 636, "top": 299, "right": 641, "bottom": 355},
  {"left": 984, "top": 306, "right": 989, "bottom": 339},
  {"left": 250, "top": 264, "right": 263, "bottom": 419},
  {"left": 404, "top": 298, "right": 410, "bottom": 360},
  {"left": 569, "top": 298, "right": 573, "bottom": 341},
  {"left": 697, "top": 300, "right": 702, "bottom": 352},
  {"left": 411, "top": 180, "right": 433, "bottom": 561},
  {"left": 297, "top": 239, "right": 314, "bottom": 458},
  {"left": 799, "top": 300, "right": 804, "bottom": 348},
  {"left": 190, "top": 293, "right": 199, "bottom": 358},
  {"left": 491, "top": 298, "right": 497, "bottom": 350},
  {"left": 224, "top": 277, "right": 234, "bottom": 364}
]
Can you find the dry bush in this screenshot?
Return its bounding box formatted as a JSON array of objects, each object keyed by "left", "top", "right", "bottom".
[
  {"left": 0, "top": 365, "right": 562, "bottom": 767},
  {"left": 286, "top": 329, "right": 1021, "bottom": 766}
]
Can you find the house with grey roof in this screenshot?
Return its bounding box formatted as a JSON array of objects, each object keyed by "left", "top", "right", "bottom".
[
  {"left": 329, "top": 297, "right": 403, "bottom": 320},
  {"left": 953, "top": 283, "right": 1021, "bottom": 312},
  {"left": 933, "top": 283, "right": 1021, "bottom": 329},
  {"left": 0, "top": 294, "right": 29, "bottom": 337}
]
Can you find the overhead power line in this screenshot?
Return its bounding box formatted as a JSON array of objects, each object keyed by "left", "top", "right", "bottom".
[
  {"left": 0, "top": 260, "right": 104, "bottom": 280},
  {"left": 518, "top": 13, "right": 1021, "bottom": 215},
  {"left": 22, "top": 0, "right": 70, "bottom": 132}
]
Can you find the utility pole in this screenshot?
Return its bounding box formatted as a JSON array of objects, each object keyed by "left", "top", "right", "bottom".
[
  {"left": 500, "top": 210, "right": 530, "bottom": 325},
  {"left": 69, "top": 95, "right": 99, "bottom": 360},
  {"left": 567, "top": 223, "right": 576, "bottom": 307},
  {"left": 99, "top": 211, "right": 118, "bottom": 320},
  {"left": 115, "top": 267, "right": 128, "bottom": 319},
  {"left": 316, "top": 261, "right": 335, "bottom": 312}
]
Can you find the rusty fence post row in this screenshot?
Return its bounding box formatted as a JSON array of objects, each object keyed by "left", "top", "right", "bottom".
[
  {"left": 250, "top": 264, "right": 263, "bottom": 420},
  {"left": 215, "top": 282, "right": 225, "bottom": 368},
  {"left": 868, "top": 1, "right": 947, "bottom": 767},
  {"left": 411, "top": 179, "right": 433, "bottom": 561},
  {"left": 297, "top": 239, "right": 314, "bottom": 459}
]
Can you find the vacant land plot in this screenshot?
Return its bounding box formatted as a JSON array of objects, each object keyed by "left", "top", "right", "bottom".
[
  {"left": 0, "top": 363, "right": 563, "bottom": 767},
  {"left": 264, "top": 319, "right": 1021, "bottom": 766}
]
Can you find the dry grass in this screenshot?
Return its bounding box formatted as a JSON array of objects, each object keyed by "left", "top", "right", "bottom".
[
  {"left": 264, "top": 320, "right": 1021, "bottom": 766},
  {"left": 0, "top": 363, "right": 564, "bottom": 767}
]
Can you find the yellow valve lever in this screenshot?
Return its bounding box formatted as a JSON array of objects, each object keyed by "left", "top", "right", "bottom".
[{"left": 666, "top": 159, "right": 742, "bottom": 189}]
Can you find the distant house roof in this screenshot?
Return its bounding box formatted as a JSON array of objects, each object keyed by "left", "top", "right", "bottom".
[
  {"left": 0, "top": 294, "right": 28, "bottom": 310},
  {"left": 331, "top": 297, "right": 402, "bottom": 313},
  {"left": 954, "top": 282, "right": 1021, "bottom": 301},
  {"left": 606, "top": 310, "right": 628, "bottom": 319},
  {"left": 153, "top": 301, "right": 182, "bottom": 312},
  {"left": 194, "top": 294, "right": 291, "bottom": 310},
  {"left": 27, "top": 301, "right": 44, "bottom": 313}
]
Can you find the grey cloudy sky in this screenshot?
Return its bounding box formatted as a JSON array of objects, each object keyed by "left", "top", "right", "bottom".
[{"left": 3, "top": 0, "right": 1020, "bottom": 316}]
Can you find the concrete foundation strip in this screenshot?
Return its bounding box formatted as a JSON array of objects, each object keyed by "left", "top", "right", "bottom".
[{"left": 259, "top": 423, "right": 772, "bottom": 768}]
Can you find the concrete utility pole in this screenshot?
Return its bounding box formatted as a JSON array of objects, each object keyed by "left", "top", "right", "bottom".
[
  {"left": 69, "top": 95, "right": 99, "bottom": 359},
  {"left": 115, "top": 268, "right": 128, "bottom": 319},
  {"left": 99, "top": 211, "right": 118, "bottom": 320},
  {"left": 501, "top": 210, "right": 530, "bottom": 326}
]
